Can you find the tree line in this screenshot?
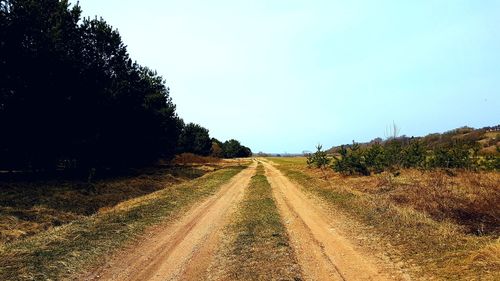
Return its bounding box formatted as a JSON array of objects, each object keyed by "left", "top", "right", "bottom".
[
  {"left": 176, "top": 122, "right": 251, "bottom": 158},
  {"left": 0, "top": 0, "right": 251, "bottom": 172}
]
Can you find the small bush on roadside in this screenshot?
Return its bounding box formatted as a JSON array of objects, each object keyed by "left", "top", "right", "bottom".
[
  {"left": 306, "top": 144, "right": 331, "bottom": 169},
  {"left": 428, "top": 140, "right": 479, "bottom": 170},
  {"left": 364, "top": 143, "right": 386, "bottom": 173},
  {"left": 332, "top": 143, "right": 370, "bottom": 176}
]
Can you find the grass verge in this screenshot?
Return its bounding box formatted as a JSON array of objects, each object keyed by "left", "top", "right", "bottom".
[
  {"left": 213, "top": 163, "right": 302, "bottom": 280},
  {"left": 0, "top": 164, "right": 248, "bottom": 281},
  {"left": 0, "top": 165, "right": 209, "bottom": 244},
  {"left": 266, "top": 157, "right": 499, "bottom": 281}
]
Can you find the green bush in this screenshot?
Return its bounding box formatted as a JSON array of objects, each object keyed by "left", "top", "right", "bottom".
[
  {"left": 481, "top": 154, "right": 500, "bottom": 170},
  {"left": 383, "top": 140, "right": 404, "bottom": 171},
  {"left": 364, "top": 143, "right": 386, "bottom": 173},
  {"left": 402, "top": 140, "right": 426, "bottom": 169},
  {"left": 428, "top": 140, "right": 479, "bottom": 169},
  {"left": 332, "top": 143, "right": 370, "bottom": 176},
  {"left": 306, "top": 144, "right": 331, "bottom": 169},
  {"left": 324, "top": 137, "right": 499, "bottom": 175}
]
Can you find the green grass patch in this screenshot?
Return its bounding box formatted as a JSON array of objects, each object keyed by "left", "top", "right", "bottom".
[
  {"left": 219, "top": 163, "right": 302, "bottom": 280},
  {"left": 0, "top": 165, "right": 247, "bottom": 281}
]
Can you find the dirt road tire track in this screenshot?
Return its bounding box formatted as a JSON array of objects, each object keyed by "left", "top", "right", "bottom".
[
  {"left": 86, "top": 162, "right": 256, "bottom": 281},
  {"left": 262, "top": 160, "right": 408, "bottom": 281}
]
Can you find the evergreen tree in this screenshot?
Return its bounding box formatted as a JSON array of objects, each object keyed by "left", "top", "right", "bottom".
[
  {"left": 222, "top": 139, "right": 252, "bottom": 158},
  {"left": 0, "top": 0, "right": 181, "bottom": 170},
  {"left": 177, "top": 123, "right": 212, "bottom": 156}
]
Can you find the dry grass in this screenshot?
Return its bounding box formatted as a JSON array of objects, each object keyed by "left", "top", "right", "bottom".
[
  {"left": 0, "top": 164, "right": 248, "bottom": 281},
  {"left": 211, "top": 164, "right": 302, "bottom": 280},
  {"left": 269, "top": 157, "right": 500, "bottom": 235},
  {"left": 0, "top": 165, "right": 210, "bottom": 245},
  {"left": 173, "top": 153, "right": 222, "bottom": 165},
  {"left": 266, "top": 157, "right": 500, "bottom": 280},
  {"left": 385, "top": 170, "right": 499, "bottom": 235}
]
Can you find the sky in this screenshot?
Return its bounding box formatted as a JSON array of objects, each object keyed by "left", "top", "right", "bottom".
[{"left": 76, "top": 0, "right": 500, "bottom": 153}]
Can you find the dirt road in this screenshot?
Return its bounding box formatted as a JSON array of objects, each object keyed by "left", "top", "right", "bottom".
[
  {"left": 85, "top": 159, "right": 409, "bottom": 281},
  {"left": 86, "top": 162, "right": 256, "bottom": 281},
  {"left": 262, "top": 160, "right": 409, "bottom": 281}
]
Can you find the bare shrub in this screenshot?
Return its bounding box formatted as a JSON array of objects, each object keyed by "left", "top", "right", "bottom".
[{"left": 173, "top": 153, "right": 221, "bottom": 165}]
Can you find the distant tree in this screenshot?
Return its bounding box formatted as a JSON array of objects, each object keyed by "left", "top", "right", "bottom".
[
  {"left": 222, "top": 139, "right": 251, "bottom": 158},
  {"left": 177, "top": 123, "right": 212, "bottom": 156},
  {"left": 331, "top": 146, "right": 349, "bottom": 174},
  {"left": 211, "top": 138, "right": 223, "bottom": 147},
  {"left": 210, "top": 142, "right": 223, "bottom": 158},
  {"left": 428, "top": 140, "right": 479, "bottom": 169},
  {"left": 385, "top": 122, "right": 401, "bottom": 140},
  {"left": 383, "top": 139, "right": 404, "bottom": 172},
  {"left": 364, "top": 143, "right": 386, "bottom": 173},
  {"left": 307, "top": 144, "right": 331, "bottom": 179},
  {"left": 241, "top": 146, "right": 252, "bottom": 157},
  {"left": 257, "top": 151, "right": 269, "bottom": 157},
  {"left": 402, "top": 139, "right": 426, "bottom": 168},
  {"left": 222, "top": 140, "right": 238, "bottom": 158},
  {"left": 307, "top": 144, "right": 330, "bottom": 169},
  {"left": 332, "top": 143, "right": 370, "bottom": 176},
  {"left": 348, "top": 142, "right": 370, "bottom": 176}
]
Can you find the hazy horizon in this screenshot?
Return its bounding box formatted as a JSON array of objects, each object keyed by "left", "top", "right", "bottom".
[{"left": 76, "top": 0, "right": 500, "bottom": 153}]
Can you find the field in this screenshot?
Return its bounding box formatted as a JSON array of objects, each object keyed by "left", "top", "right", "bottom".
[
  {"left": 0, "top": 166, "right": 203, "bottom": 244},
  {"left": 267, "top": 157, "right": 500, "bottom": 280},
  {"left": 2, "top": 1, "right": 499, "bottom": 280},
  {"left": 0, "top": 160, "right": 249, "bottom": 280},
  {"left": 0, "top": 157, "right": 498, "bottom": 280}
]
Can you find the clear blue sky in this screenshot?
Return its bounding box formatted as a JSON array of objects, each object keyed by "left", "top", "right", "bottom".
[{"left": 76, "top": 0, "right": 500, "bottom": 153}]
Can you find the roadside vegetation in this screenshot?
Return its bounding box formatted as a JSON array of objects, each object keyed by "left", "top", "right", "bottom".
[
  {"left": 0, "top": 0, "right": 253, "bottom": 275},
  {"left": 211, "top": 163, "right": 302, "bottom": 280},
  {"left": 315, "top": 125, "right": 499, "bottom": 176},
  {"left": 0, "top": 163, "right": 248, "bottom": 281},
  {"left": 0, "top": 165, "right": 209, "bottom": 245},
  {"left": 269, "top": 157, "right": 499, "bottom": 280},
  {"left": 0, "top": 0, "right": 251, "bottom": 174}
]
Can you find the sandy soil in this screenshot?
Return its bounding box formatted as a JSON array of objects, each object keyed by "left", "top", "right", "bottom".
[
  {"left": 82, "top": 159, "right": 411, "bottom": 281},
  {"left": 83, "top": 162, "right": 256, "bottom": 281},
  {"left": 262, "top": 160, "right": 410, "bottom": 281}
]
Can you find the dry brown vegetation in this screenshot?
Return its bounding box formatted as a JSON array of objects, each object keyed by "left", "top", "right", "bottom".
[
  {"left": 0, "top": 162, "right": 249, "bottom": 281},
  {"left": 173, "top": 153, "right": 222, "bottom": 165},
  {"left": 384, "top": 170, "right": 499, "bottom": 235},
  {"left": 268, "top": 157, "right": 500, "bottom": 280},
  {"left": 0, "top": 162, "right": 223, "bottom": 245},
  {"left": 323, "top": 169, "right": 500, "bottom": 236}
]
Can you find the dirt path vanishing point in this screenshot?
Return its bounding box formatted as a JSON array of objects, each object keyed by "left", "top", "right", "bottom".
[
  {"left": 85, "top": 162, "right": 257, "bottom": 281},
  {"left": 262, "top": 160, "right": 410, "bottom": 281}
]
